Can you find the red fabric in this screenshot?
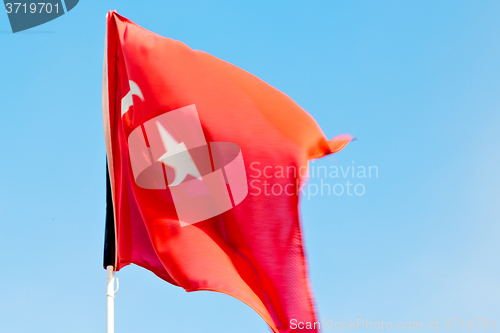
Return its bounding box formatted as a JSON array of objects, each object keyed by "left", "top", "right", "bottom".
[{"left": 103, "top": 11, "right": 352, "bottom": 333}]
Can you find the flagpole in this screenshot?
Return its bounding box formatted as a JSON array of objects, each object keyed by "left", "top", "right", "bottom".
[{"left": 106, "top": 266, "right": 116, "bottom": 333}]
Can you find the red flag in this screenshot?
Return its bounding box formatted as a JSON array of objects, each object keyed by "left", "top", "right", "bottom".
[{"left": 103, "top": 11, "right": 352, "bottom": 333}]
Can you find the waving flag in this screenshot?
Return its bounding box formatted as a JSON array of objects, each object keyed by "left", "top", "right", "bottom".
[{"left": 103, "top": 11, "right": 352, "bottom": 333}]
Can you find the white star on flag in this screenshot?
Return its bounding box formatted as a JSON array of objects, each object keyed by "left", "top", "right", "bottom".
[{"left": 155, "top": 121, "right": 202, "bottom": 186}]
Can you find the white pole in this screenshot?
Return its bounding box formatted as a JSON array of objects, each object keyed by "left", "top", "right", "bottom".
[{"left": 106, "top": 266, "right": 115, "bottom": 333}]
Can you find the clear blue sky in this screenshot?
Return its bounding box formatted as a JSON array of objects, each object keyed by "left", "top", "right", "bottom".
[{"left": 0, "top": 1, "right": 499, "bottom": 332}]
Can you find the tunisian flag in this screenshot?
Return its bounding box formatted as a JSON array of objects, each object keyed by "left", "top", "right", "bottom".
[{"left": 103, "top": 11, "right": 352, "bottom": 333}]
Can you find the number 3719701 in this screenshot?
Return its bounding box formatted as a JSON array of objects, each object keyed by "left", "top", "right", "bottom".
[
  {"left": 444, "top": 319, "right": 496, "bottom": 329},
  {"left": 5, "top": 3, "right": 60, "bottom": 14}
]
